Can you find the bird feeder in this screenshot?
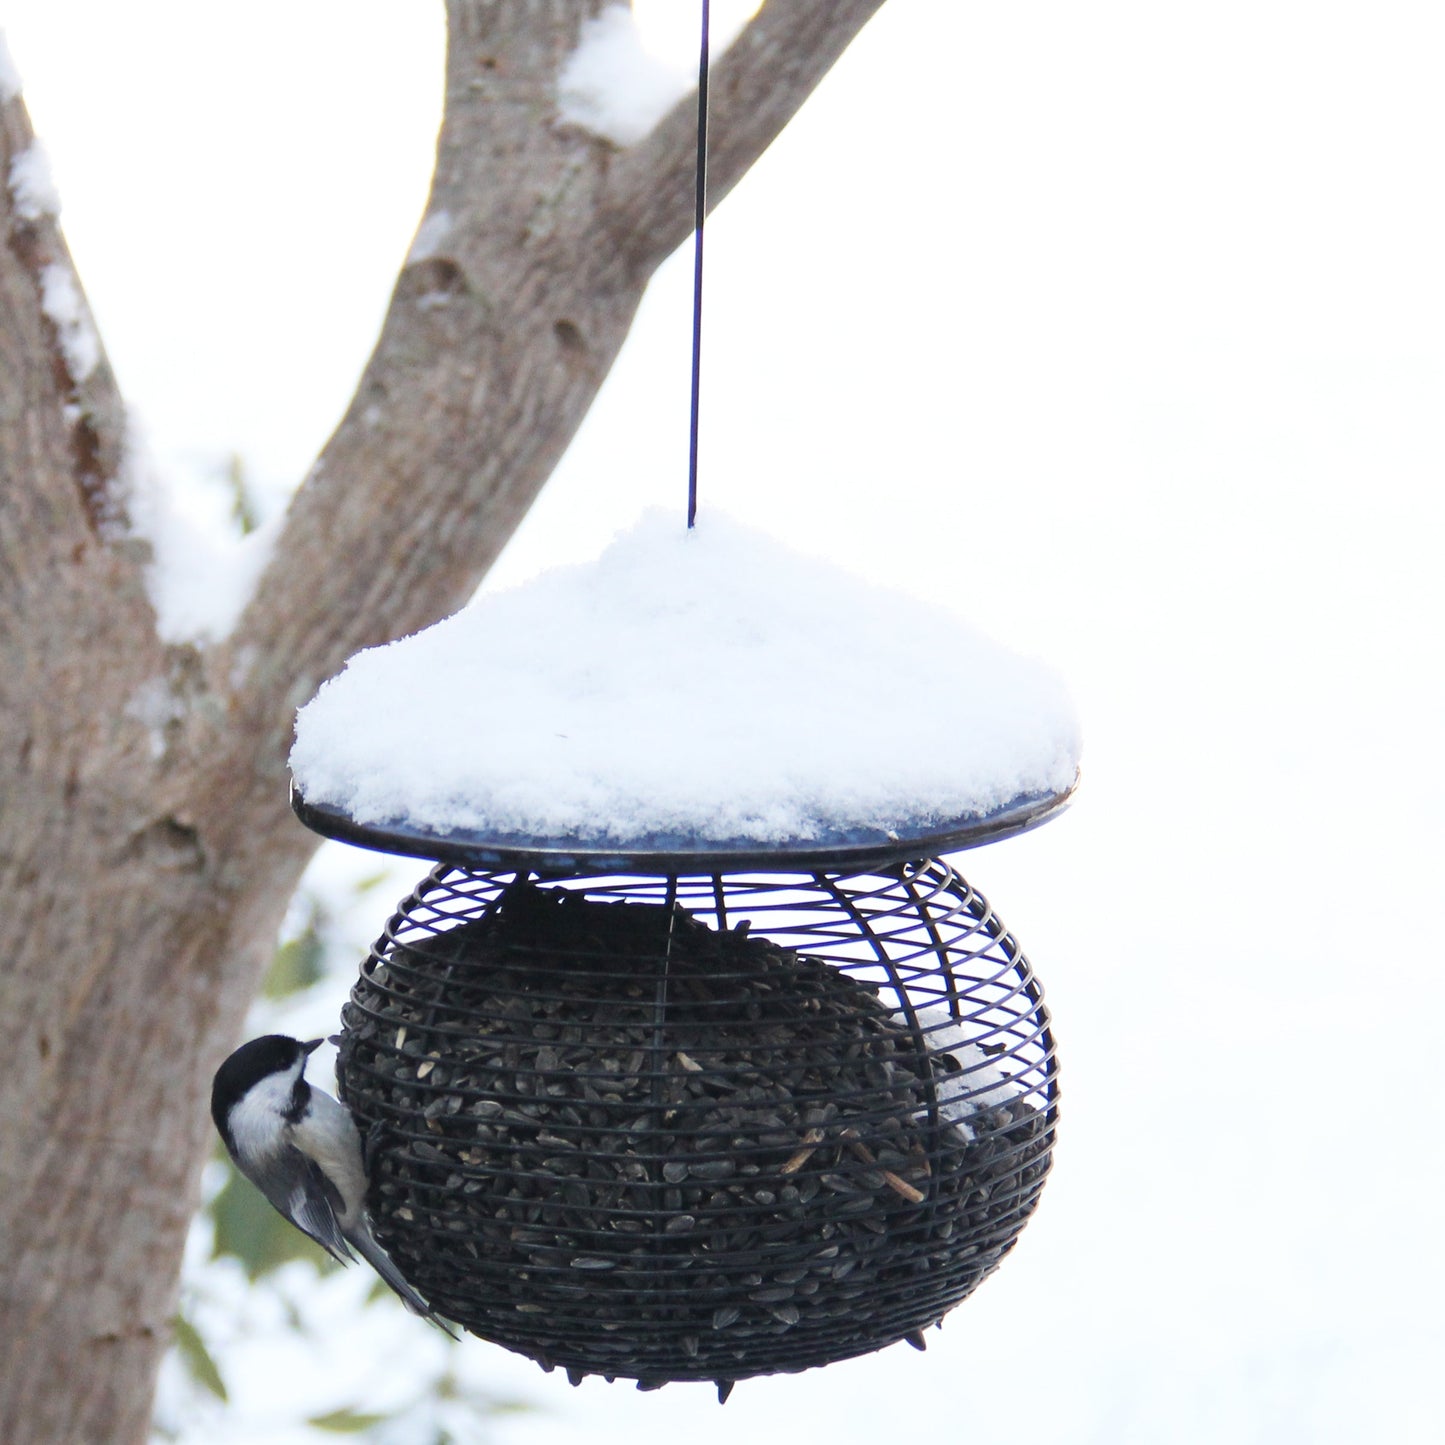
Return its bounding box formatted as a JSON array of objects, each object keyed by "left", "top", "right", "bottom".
[
  {"left": 293, "top": 804, "right": 1072, "bottom": 1397},
  {"left": 289, "top": 512, "right": 1078, "bottom": 1396}
]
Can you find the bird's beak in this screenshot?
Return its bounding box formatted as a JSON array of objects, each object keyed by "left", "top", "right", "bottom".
[{"left": 302, "top": 1038, "right": 324, "bottom": 1055}]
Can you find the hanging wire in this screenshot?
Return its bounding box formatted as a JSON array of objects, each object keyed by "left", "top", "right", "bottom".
[{"left": 687, "top": 0, "right": 711, "bottom": 529}]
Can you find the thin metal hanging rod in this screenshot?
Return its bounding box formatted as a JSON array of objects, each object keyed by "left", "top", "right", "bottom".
[{"left": 687, "top": 0, "right": 711, "bottom": 530}]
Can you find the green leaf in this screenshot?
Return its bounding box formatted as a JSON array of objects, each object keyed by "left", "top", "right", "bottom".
[
  {"left": 484, "top": 1398, "right": 538, "bottom": 1417},
  {"left": 434, "top": 1372, "right": 534, "bottom": 1416},
  {"left": 306, "top": 1407, "right": 391, "bottom": 1433},
  {"left": 172, "top": 1313, "right": 228, "bottom": 1402},
  {"left": 225, "top": 452, "right": 261, "bottom": 536},
  {"left": 262, "top": 928, "right": 327, "bottom": 999}
]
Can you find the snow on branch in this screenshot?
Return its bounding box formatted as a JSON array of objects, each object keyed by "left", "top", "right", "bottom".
[{"left": 557, "top": 1, "right": 759, "bottom": 147}]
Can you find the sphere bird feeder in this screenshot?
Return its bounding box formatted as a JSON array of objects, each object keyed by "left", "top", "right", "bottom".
[{"left": 289, "top": 513, "right": 1079, "bottom": 1396}]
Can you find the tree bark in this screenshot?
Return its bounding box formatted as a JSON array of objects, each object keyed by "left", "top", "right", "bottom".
[{"left": 0, "top": 2, "right": 887, "bottom": 1440}]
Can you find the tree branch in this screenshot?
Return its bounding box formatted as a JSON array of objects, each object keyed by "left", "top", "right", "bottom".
[
  {"left": 216, "top": 0, "right": 887, "bottom": 806},
  {"left": 0, "top": 81, "right": 165, "bottom": 914},
  {"left": 613, "top": 0, "right": 888, "bottom": 273},
  {"left": 0, "top": 82, "right": 131, "bottom": 546}
]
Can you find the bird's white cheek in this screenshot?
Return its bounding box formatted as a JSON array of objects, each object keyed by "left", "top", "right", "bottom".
[{"left": 227, "top": 1073, "right": 297, "bottom": 1160}]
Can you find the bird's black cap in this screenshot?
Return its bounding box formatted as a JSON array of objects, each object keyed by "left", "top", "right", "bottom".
[{"left": 210, "top": 1034, "right": 321, "bottom": 1138}]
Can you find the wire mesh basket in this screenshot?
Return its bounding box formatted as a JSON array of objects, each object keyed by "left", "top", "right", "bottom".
[{"left": 334, "top": 858, "right": 1058, "bottom": 1393}]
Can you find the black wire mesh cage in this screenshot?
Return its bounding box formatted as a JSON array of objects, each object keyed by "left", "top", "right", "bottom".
[{"left": 334, "top": 856, "right": 1058, "bottom": 1393}]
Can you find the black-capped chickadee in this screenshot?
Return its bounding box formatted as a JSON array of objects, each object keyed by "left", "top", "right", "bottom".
[{"left": 210, "top": 1033, "right": 455, "bottom": 1337}]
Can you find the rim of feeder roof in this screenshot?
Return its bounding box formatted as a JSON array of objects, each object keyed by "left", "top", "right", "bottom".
[
  {"left": 291, "top": 777, "right": 1077, "bottom": 874},
  {"left": 287, "top": 510, "right": 1083, "bottom": 872}
]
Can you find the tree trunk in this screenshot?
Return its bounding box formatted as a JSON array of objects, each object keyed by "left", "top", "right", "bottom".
[{"left": 0, "top": 2, "right": 887, "bottom": 1439}]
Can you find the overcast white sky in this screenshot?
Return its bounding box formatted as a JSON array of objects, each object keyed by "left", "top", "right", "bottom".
[{"left": 5, "top": 2, "right": 1444, "bottom": 1442}]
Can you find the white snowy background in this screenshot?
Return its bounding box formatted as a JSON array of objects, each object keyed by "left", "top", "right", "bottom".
[{"left": 5, "top": 1, "right": 1444, "bottom": 1442}]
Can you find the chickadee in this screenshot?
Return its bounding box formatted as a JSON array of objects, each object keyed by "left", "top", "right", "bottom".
[{"left": 211, "top": 1033, "right": 455, "bottom": 1336}]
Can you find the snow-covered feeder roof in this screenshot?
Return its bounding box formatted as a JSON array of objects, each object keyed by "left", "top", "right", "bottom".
[{"left": 289, "top": 511, "right": 1080, "bottom": 870}]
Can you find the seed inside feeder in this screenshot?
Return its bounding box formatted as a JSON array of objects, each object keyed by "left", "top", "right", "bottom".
[{"left": 337, "top": 881, "right": 1052, "bottom": 1388}]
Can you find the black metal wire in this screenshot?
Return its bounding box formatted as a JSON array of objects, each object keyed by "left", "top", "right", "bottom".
[
  {"left": 336, "top": 862, "right": 1057, "bottom": 1389},
  {"left": 687, "top": 0, "right": 711, "bottom": 529}
]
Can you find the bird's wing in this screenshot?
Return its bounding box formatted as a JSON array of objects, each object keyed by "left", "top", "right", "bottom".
[
  {"left": 244, "top": 1146, "right": 356, "bottom": 1266},
  {"left": 237, "top": 1131, "right": 457, "bottom": 1338}
]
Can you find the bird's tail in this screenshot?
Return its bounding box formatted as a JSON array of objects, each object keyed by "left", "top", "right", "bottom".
[{"left": 348, "top": 1226, "right": 459, "bottom": 1340}]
